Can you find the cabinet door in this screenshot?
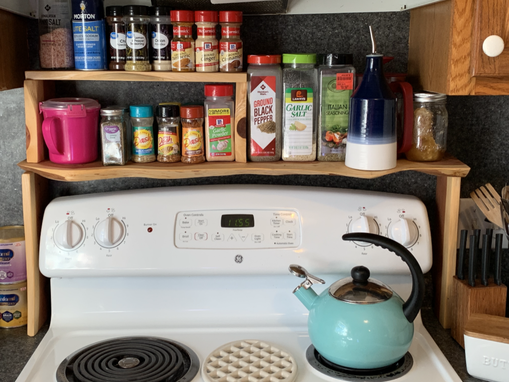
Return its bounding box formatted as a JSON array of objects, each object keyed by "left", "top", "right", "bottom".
[{"left": 471, "top": 0, "right": 509, "bottom": 76}]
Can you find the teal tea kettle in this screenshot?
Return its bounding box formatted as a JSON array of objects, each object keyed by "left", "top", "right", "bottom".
[{"left": 289, "top": 232, "right": 425, "bottom": 370}]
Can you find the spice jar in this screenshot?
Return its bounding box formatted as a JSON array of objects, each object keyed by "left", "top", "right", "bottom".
[
  {"left": 282, "top": 53, "right": 318, "bottom": 161},
  {"left": 123, "top": 5, "right": 151, "bottom": 72},
  {"left": 181, "top": 105, "right": 205, "bottom": 164},
  {"left": 106, "top": 6, "right": 126, "bottom": 71},
  {"left": 405, "top": 92, "right": 448, "bottom": 162},
  {"left": 38, "top": 0, "right": 74, "bottom": 69},
  {"left": 317, "top": 53, "right": 356, "bottom": 162},
  {"left": 247, "top": 55, "right": 282, "bottom": 162},
  {"left": 100, "top": 106, "right": 130, "bottom": 165},
  {"left": 130, "top": 105, "right": 155, "bottom": 163},
  {"left": 156, "top": 104, "right": 181, "bottom": 162},
  {"left": 150, "top": 6, "right": 172, "bottom": 71},
  {"left": 219, "top": 11, "right": 243, "bottom": 72},
  {"left": 204, "top": 84, "right": 235, "bottom": 161},
  {"left": 171, "top": 10, "right": 195, "bottom": 72},
  {"left": 195, "top": 11, "right": 219, "bottom": 72}
]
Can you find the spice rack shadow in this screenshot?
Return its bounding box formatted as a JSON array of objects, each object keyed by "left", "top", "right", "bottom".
[{"left": 20, "top": 70, "right": 470, "bottom": 337}]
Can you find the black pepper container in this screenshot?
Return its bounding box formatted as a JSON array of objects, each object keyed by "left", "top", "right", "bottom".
[{"left": 106, "top": 6, "right": 126, "bottom": 71}]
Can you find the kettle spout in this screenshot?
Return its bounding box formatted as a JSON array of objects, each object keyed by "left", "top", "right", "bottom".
[{"left": 293, "top": 285, "right": 319, "bottom": 310}]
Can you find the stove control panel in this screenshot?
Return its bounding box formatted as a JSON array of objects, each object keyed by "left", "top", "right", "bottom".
[{"left": 175, "top": 210, "right": 300, "bottom": 249}]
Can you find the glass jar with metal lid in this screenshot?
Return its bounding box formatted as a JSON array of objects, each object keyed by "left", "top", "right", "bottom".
[
  {"left": 100, "top": 106, "right": 130, "bottom": 165},
  {"left": 405, "top": 92, "right": 448, "bottom": 162}
]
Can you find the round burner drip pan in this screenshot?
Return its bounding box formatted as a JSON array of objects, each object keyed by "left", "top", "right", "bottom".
[
  {"left": 306, "top": 345, "right": 413, "bottom": 381},
  {"left": 56, "top": 336, "right": 199, "bottom": 382}
]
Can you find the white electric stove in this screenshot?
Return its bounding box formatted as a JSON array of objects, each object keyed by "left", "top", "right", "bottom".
[{"left": 16, "top": 185, "right": 461, "bottom": 382}]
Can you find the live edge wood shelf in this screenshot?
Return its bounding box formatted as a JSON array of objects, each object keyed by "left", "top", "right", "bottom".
[{"left": 20, "top": 70, "right": 470, "bottom": 337}]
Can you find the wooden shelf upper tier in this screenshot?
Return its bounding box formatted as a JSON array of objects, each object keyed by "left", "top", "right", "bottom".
[
  {"left": 18, "top": 156, "right": 470, "bottom": 182},
  {"left": 25, "top": 71, "right": 247, "bottom": 83}
]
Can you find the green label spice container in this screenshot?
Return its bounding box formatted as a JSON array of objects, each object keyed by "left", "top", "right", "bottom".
[
  {"left": 282, "top": 53, "right": 317, "bottom": 161},
  {"left": 317, "top": 53, "right": 356, "bottom": 162},
  {"left": 204, "top": 84, "right": 235, "bottom": 161}
]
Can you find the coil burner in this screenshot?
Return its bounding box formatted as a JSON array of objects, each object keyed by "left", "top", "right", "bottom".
[
  {"left": 306, "top": 345, "right": 413, "bottom": 381},
  {"left": 56, "top": 337, "right": 199, "bottom": 382}
]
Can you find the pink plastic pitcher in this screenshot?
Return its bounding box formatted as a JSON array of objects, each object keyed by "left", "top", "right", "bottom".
[{"left": 39, "top": 98, "right": 101, "bottom": 164}]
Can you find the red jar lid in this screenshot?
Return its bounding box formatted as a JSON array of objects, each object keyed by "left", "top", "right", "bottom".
[
  {"left": 181, "top": 105, "right": 203, "bottom": 118},
  {"left": 219, "top": 11, "right": 242, "bottom": 23},
  {"left": 204, "top": 84, "right": 234, "bottom": 97},
  {"left": 170, "top": 10, "right": 194, "bottom": 22},
  {"left": 195, "top": 10, "right": 218, "bottom": 23},
  {"left": 247, "top": 55, "right": 281, "bottom": 65}
]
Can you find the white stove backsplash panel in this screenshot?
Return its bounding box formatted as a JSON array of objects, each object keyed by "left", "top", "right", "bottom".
[{"left": 40, "top": 185, "right": 432, "bottom": 278}]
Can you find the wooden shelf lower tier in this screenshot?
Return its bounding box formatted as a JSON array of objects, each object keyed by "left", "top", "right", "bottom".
[{"left": 18, "top": 155, "right": 470, "bottom": 182}]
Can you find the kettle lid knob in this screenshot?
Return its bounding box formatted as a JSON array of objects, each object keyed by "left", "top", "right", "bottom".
[{"left": 351, "top": 266, "right": 370, "bottom": 286}]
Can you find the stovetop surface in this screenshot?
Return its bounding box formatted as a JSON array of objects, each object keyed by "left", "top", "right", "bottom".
[{"left": 17, "top": 318, "right": 461, "bottom": 382}]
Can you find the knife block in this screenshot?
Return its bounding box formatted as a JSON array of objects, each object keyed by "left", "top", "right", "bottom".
[{"left": 451, "top": 276, "right": 507, "bottom": 348}]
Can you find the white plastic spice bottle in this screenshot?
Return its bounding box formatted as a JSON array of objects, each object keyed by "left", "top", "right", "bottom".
[
  {"left": 247, "top": 55, "right": 282, "bottom": 161},
  {"left": 204, "top": 84, "right": 235, "bottom": 161}
]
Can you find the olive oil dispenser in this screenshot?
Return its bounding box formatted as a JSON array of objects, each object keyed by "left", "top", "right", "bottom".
[{"left": 345, "top": 27, "right": 397, "bottom": 171}]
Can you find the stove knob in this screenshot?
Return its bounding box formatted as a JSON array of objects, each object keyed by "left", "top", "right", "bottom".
[
  {"left": 348, "top": 216, "right": 379, "bottom": 235},
  {"left": 54, "top": 220, "right": 85, "bottom": 251},
  {"left": 94, "top": 216, "right": 126, "bottom": 248},
  {"left": 388, "top": 218, "right": 419, "bottom": 247}
]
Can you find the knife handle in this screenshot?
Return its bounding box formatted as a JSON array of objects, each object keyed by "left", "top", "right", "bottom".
[
  {"left": 469, "top": 234, "right": 477, "bottom": 287},
  {"left": 457, "top": 230, "right": 467, "bottom": 280},
  {"left": 494, "top": 234, "right": 503, "bottom": 286},
  {"left": 481, "top": 234, "right": 489, "bottom": 286}
]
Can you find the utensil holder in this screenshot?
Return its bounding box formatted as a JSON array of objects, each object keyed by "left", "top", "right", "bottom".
[{"left": 451, "top": 276, "right": 507, "bottom": 348}]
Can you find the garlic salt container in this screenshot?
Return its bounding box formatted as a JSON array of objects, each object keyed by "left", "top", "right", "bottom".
[{"left": 464, "top": 313, "right": 509, "bottom": 382}]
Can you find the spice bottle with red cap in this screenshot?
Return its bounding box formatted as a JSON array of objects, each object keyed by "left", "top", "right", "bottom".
[
  {"left": 181, "top": 105, "right": 205, "bottom": 164},
  {"left": 195, "top": 11, "right": 219, "bottom": 72},
  {"left": 204, "top": 84, "right": 235, "bottom": 161},
  {"left": 247, "top": 55, "right": 282, "bottom": 162},
  {"left": 219, "top": 11, "right": 243, "bottom": 72},
  {"left": 170, "top": 10, "right": 195, "bottom": 72}
]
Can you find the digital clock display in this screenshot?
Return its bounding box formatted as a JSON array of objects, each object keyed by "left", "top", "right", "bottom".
[{"left": 221, "top": 214, "right": 255, "bottom": 228}]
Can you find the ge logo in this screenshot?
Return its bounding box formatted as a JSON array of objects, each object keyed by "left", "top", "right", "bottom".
[{"left": 234, "top": 255, "right": 243, "bottom": 264}]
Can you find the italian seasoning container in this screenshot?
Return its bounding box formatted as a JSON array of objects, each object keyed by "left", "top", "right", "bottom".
[
  {"left": 106, "top": 6, "right": 126, "bottom": 71},
  {"left": 219, "top": 11, "right": 243, "bottom": 72},
  {"left": 157, "top": 104, "right": 181, "bottom": 162},
  {"left": 195, "top": 11, "right": 219, "bottom": 72},
  {"left": 150, "top": 6, "right": 172, "bottom": 71},
  {"left": 317, "top": 53, "right": 356, "bottom": 162},
  {"left": 171, "top": 10, "right": 195, "bottom": 72},
  {"left": 181, "top": 106, "right": 205, "bottom": 164},
  {"left": 123, "top": 5, "right": 151, "bottom": 72},
  {"left": 100, "top": 106, "right": 130, "bottom": 165},
  {"left": 405, "top": 92, "right": 448, "bottom": 162},
  {"left": 204, "top": 84, "right": 235, "bottom": 161},
  {"left": 282, "top": 53, "right": 317, "bottom": 161},
  {"left": 247, "top": 55, "right": 282, "bottom": 162},
  {"left": 130, "top": 105, "right": 155, "bottom": 163}
]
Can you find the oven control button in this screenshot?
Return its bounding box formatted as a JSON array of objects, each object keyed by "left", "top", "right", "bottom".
[
  {"left": 283, "top": 218, "right": 296, "bottom": 226},
  {"left": 180, "top": 233, "right": 191, "bottom": 242},
  {"left": 285, "top": 231, "right": 295, "bottom": 240},
  {"left": 212, "top": 234, "right": 223, "bottom": 241},
  {"left": 94, "top": 217, "right": 126, "bottom": 248},
  {"left": 348, "top": 216, "right": 379, "bottom": 235},
  {"left": 227, "top": 234, "right": 237, "bottom": 242},
  {"left": 179, "top": 218, "right": 192, "bottom": 228},
  {"left": 388, "top": 219, "right": 419, "bottom": 247},
  {"left": 252, "top": 234, "right": 263, "bottom": 243},
  {"left": 270, "top": 218, "right": 282, "bottom": 227},
  {"left": 238, "top": 233, "right": 248, "bottom": 241},
  {"left": 194, "top": 232, "right": 208, "bottom": 241},
  {"left": 54, "top": 220, "right": 85, "bottom": 251},
  {"left": 271, "top": 232, "right": 283, "bottom": 240},
  {"left": 195, "top": 218, "right": 207, "bottom": 227}
]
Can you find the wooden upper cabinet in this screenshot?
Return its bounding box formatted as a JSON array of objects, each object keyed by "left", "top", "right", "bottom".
[{"left": 408, "top": 0, "right": 509, "bottom": 95}]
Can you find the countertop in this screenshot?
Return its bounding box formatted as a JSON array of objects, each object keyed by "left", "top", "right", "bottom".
[{"left": 0, "top": 308, "right": 486, "bottom": 382}]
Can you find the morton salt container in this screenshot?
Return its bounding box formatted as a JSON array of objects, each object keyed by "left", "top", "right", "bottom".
[
  {"left": 0, "top": 281, "right": 27, "bottom": 328},
  {"left": 72, "top": 0, "right": 107, "bottom": 70},
  {"left": 0, "top": 226, "right": 26, "bottom": 284}
]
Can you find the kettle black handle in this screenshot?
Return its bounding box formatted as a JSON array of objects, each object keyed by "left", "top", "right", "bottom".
[{"left": 342, "top": 232, "right": 425, "bottom": 323}]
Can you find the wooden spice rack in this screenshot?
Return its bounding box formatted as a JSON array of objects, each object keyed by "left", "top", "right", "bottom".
[{"left": 20, "top": 70, "right": 470, "bottom": 336}]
